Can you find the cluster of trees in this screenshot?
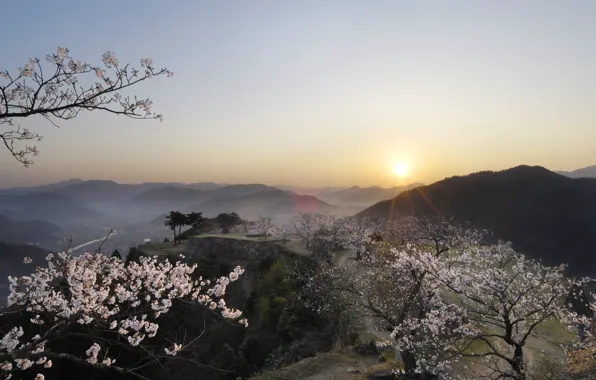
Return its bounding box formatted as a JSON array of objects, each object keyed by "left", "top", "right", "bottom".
[
  {"left": 286, "top": 214, "right": 595, "bottom": 380},
  {"left": 164, "top": 211, "right": 206, "bottom": 244},
  {"left": 233, "top": 213, "right": 383, "bottom": 258},
  {"left": 163, "top": 212, "right": 245, "bottom": 244},
  {"left": 218, "top": 211, "right": 596, "bottom": 379}
]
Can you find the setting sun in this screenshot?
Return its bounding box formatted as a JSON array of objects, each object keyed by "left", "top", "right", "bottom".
[{"left": 393, "top": 161, "right": 410, "bottom": 178}]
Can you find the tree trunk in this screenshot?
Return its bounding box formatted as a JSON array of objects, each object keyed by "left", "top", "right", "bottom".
[
  {"left": 511, "top": 345, "right": 526, "bottom": 380},
  {"left": 401, "top": 349, "right": 417, "bottom": 374}
]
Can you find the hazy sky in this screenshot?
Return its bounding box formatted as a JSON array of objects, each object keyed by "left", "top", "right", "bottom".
[{"left": 1, "top": 0, "right": 595, "bottom": 188}]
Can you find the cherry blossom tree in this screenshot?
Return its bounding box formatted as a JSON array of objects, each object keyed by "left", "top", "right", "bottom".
[
  {"left": 302, "top": 216, "right": 484, "bottom": 377},
  {"left": 274, "top": 222, "right": 295, "bottom": 242},
  {"left": 293, "top": 214, "right": 596, "bottom": 379},
  {"left": 340, "top": 214, "right": 384, "bottom": 259},
  {"left": 290, "top": 213, "right": 348, "bottom": 254},
  {"left": 253, "top": 215, "right": 275, "bottom": 239},
  {"left": 438, "top": 241, "right": 592, "bottom": 380},
  {"left": 291, "top": 213, "right": 326, "bottom": 250},
  {"left": 0, "top": 252, "right": 247, "bottom": 380},
  {"left": 0, "top": 47, "right": 172, "bottom": 166}
]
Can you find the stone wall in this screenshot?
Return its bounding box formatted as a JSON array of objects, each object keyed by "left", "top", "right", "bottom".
[
  {"left": 184, "top": 236, "right": 294, "bottom": 305},
  {"left": 185, "top": 236, "right": 288, "bottom": 263}
]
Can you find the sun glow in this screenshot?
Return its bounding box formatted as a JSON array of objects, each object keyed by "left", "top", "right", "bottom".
[{"left": 393, "top": 161, "right": 410, "bottom": 178}]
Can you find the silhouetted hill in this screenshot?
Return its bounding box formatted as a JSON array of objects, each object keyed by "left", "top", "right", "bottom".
[
  {"left": 0, "top": 215, "right": 60, "bottom": 245},
  {"left": 556, "top": 165, "right": 596, "bottom": 179},
  {"left": 189, "top": 190, "right": 335, "bottom": 218},
  {"left": 361, "top": 165, "right": 596, "bottom": 276}
]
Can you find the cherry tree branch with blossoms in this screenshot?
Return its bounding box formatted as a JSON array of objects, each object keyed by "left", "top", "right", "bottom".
[
  {"left": 0, "top": 47, "right": 173, "bottom": 166},
  {"left": 0, "top": 251, "right": 247, "bottom": 380}
]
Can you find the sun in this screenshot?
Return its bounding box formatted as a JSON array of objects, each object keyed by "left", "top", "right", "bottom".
[{"left": 392, "top": 161, "right": 410, "bottom": 178}]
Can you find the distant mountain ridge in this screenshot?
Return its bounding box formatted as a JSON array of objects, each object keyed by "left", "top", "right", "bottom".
[
  {"left": 318, "top": 183, "right": 425, "bottom": 206},
  {"left": 133, "top": 186, "right": 205, "bottom": 202},
  {"left": 361, "top": 165, "right": 596, "bottom": 276},
  {"left": 556, "top": 165, "right": 596, "bottom": 179},
  {"left": 3, "top": 179, "right": 424, "bottom": 205},
  {"left": 189, "top": 189, "right": 335, "bottom": 218}
]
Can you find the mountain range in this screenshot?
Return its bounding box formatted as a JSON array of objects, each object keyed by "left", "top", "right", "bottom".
[
  {"left": 556, "top": 165, "right": 596, "bottom": 179},
  {"left": 362, "top": 165, "right": 596, "bottom": 276},
  {"left": 0, "top": 179, "right": 419, "bottom": 225},
  {"left": 4, "top": 165, "right": 596, "bottom": 277},
  {"left": 316, "top": 183, "right": 425, "bottom": 206},
  {"left": 188, "top": 189, "right": 335, "bottom": 219}
]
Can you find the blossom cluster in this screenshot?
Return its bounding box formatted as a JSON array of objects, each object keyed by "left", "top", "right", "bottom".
[{"left": 0, "top": 251, "right": 246, "bottom": 379}]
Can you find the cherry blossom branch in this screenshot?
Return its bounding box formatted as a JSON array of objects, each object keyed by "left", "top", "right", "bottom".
[
  {"left": 0, "top": 47, "right": 173, "bottom": 166},
  {"left": 0, "top": 252, "right": 247, "bottom": 380}
]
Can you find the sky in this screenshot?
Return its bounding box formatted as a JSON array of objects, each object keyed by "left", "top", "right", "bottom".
[{"left": 1, "top": 0, "right": 595, "bottom": 188}]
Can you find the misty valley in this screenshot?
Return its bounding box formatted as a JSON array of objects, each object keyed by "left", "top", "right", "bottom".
[{"left": 0, "top": 179, "right": 422, "bottom": 256}]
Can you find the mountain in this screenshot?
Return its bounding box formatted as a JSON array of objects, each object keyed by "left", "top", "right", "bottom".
[
  {"left": 189, "top": 190, "right": 335, "bottom": 218},
  {"left": 132, "top": 186, "right": 205, "bottom": 202},
  {"left": 186, "top": 182, "right": 225, "bottom": 191},
  {"left": 361, "top": 165, "right": 596, "bottom": 276},
  {"left": 318, "top": 183, "right": 425, "bottom": 206},
  {"left": 54, "top": 180, "right": 153, "bottom": 201},
  {"left": 0, "top": 192, "right": 101, "bottom": 223},
  {"left": 556, "top": 165, "right": 596, "bottom": 179},
  {"left": 274, "top": 185, "right": 347, "bottom": 196},
  {"left": 209, "top": 184, "right": 281, "bottom": 199},
  {"left": 132, "top": 184, "right": 282, "bottom": 207},
  {"left": 5, "top": 180, "right": 227, "bottom": 203},
  {"left": 0, "top": 178, "right": 85, "bottom": 193},
  {"left": 0, "top": 215, "right": 60, "bottom": 245}
]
